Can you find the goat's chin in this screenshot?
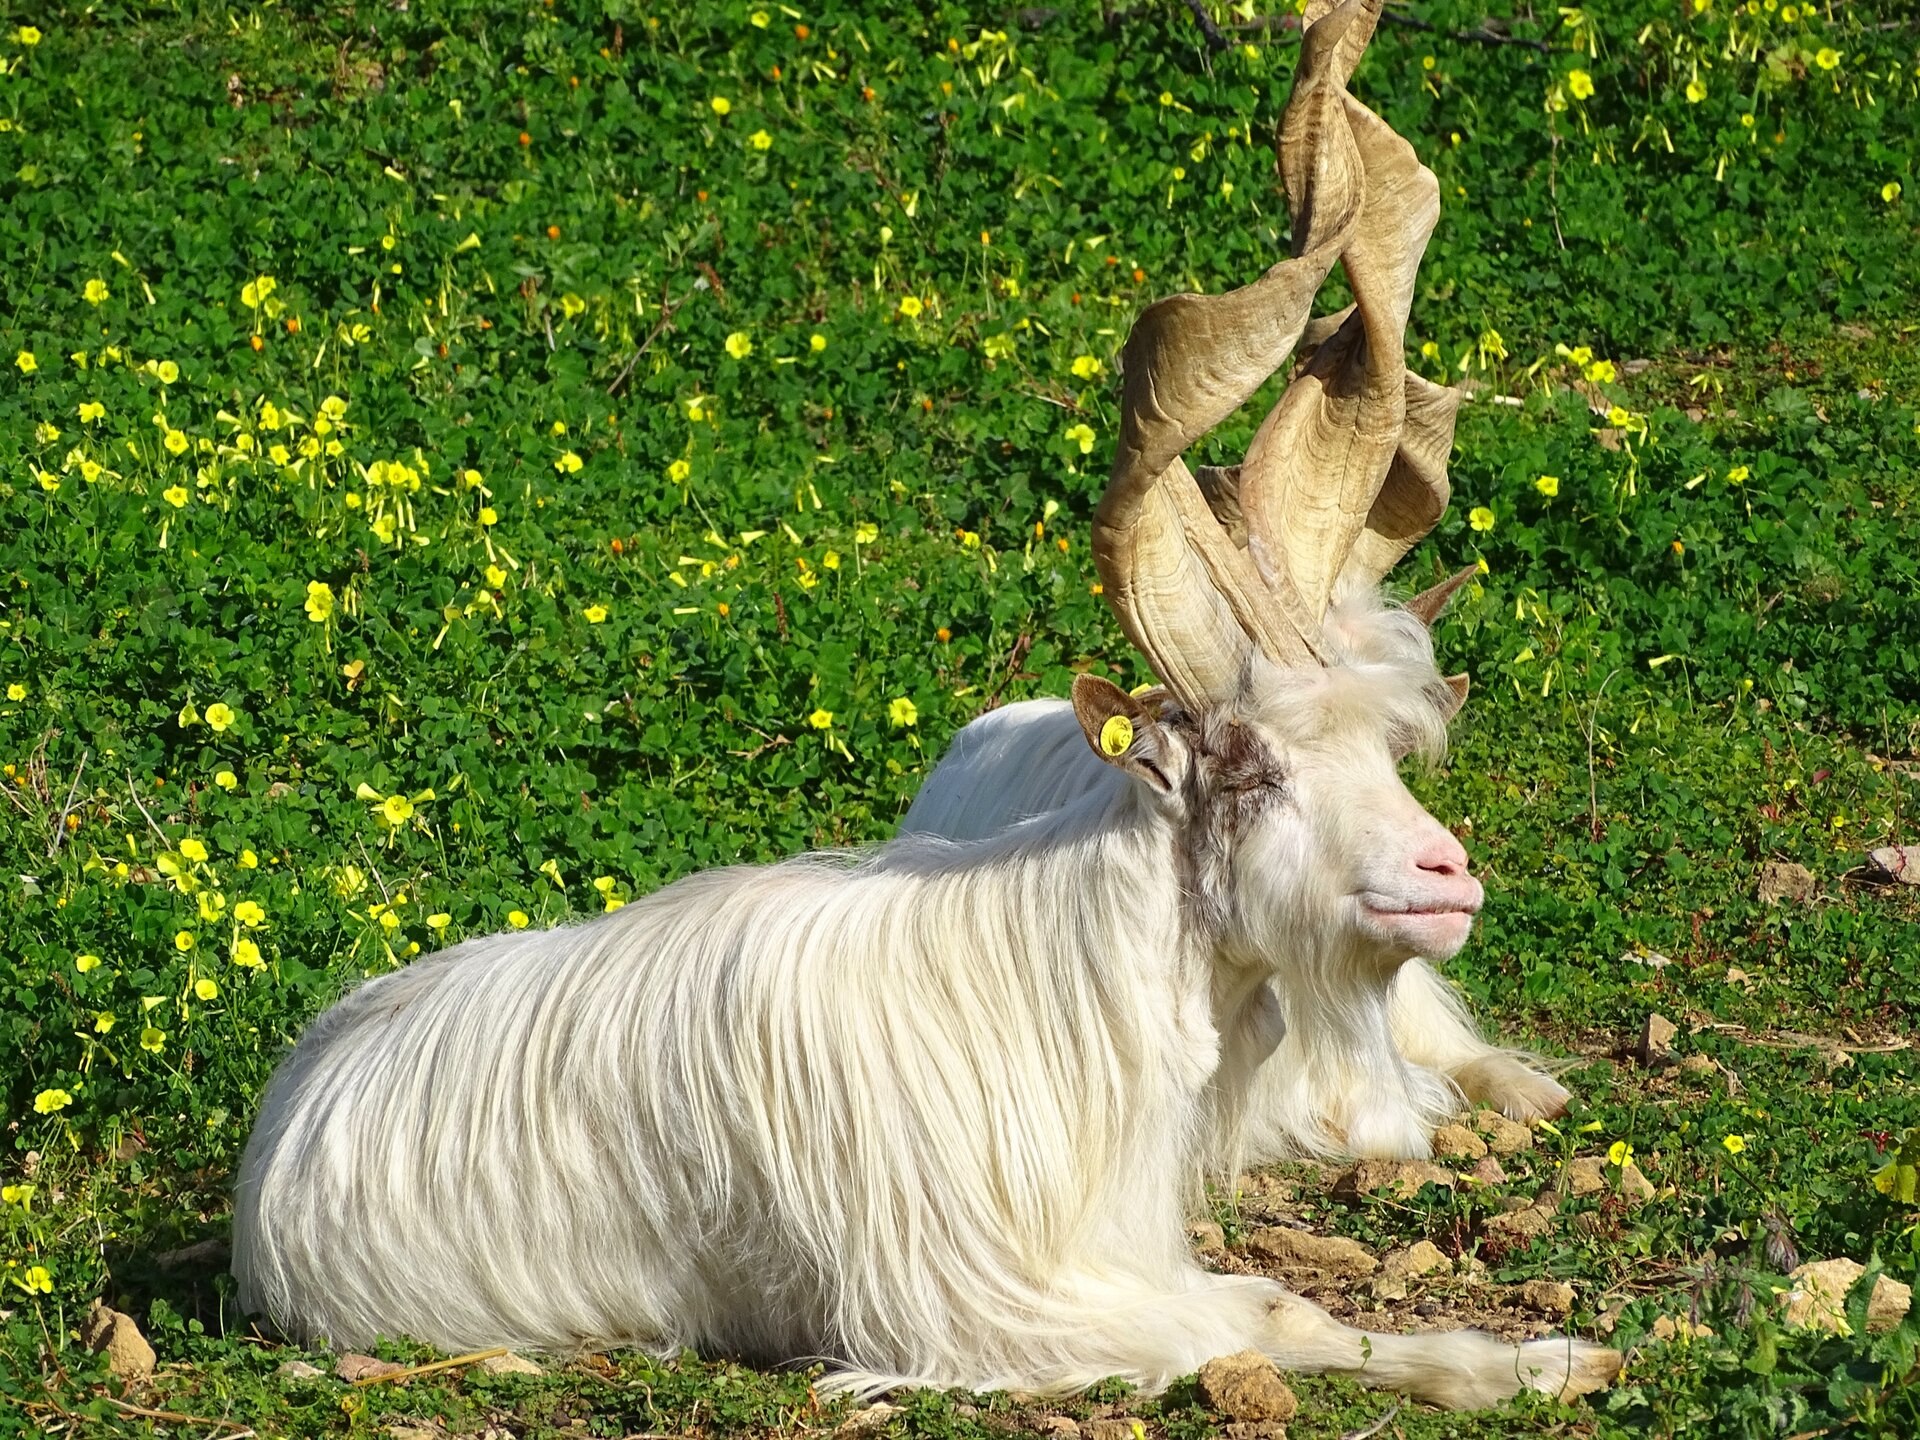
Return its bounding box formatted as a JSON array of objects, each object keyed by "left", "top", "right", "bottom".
[{"left": 1354, "top": 904, "right": 1475, "bottom": 961}]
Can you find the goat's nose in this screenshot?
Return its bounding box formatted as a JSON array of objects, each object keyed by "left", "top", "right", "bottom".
[{"left": 1414, "top": 832, "right": 1470, "bottom": 879}]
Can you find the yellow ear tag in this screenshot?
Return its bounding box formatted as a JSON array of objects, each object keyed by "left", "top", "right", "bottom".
[{"left": 1099, "top": 714, "right": 1134, "bottom": 757}]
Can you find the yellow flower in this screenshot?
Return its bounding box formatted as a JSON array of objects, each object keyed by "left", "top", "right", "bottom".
[
  {"left": 17, "top": 1266, "right": 52, "bottom": 1296},
  {"left": 1722, "top": 1134, "right": 1747, "bottom": 1154},
  {"left": 83, "top": 278, "right": 109, "bottom": 305},
  {"left": 1607, "top": 1140, "right": 1634, "bottom": 1167},
  {"left": 1064, "top": 422, "right": 1096, "bottom": 455},
  {"left": 558, "top": 293, "right": 586, "bottom": 319},
  {"left": 239, "top": 848, "right": 259, "bottom": 869},
  {"left": 710, "top": 96, "right": 731, "bottom": 115},
  {"left": 156, "top": 360, "right": 180, "bottom": 384},
  {"left": 305, "top": 581, "right": 335, "bottom": 621},
  {"left": 382, "top": 794, "right": 414, "bottom": 826},
  {"left": 94, "top": 1013, "right": 114, "bottom": 1033},
  {"left": 479, "top": 505, "right": 499, "bottom": 525},
  {"left": 507, "top": 909, "right": 530, "bottom": 928},
  {"left": 241, "top": 275, "right": 277, "bottom": 310},
  {"left": 897, "top": 296, "right": 923, "bottom": 318},
  {"left": 1535, "top": 475, "right": 1561, "bottom": 498},
  {"left": 1815, "top": 47, "right": 1840, "bottom": 71},
  {"left": 486, "top": 564, "right": 507, "bottom": 588},
  {"left": 957, "top": 529, "right": 981, "bottom": 549},
  {"left": 553, "top": 450, "right": 584, "bottom": 475},
  {"left": 205, "top": 701, "right": 234, "bottom": 732},
  {"left": 888, "top": 697, "right": 918, "bottom": 728},
  {"left": 427, "top": 912, "right": 451, "bottom": 929},
  {"left": 725, "top": 331, "right": 753, "bottom": 359},
  {"left": 162, "top": 484, "right": 189, "bottom": 508},
  {"left": 33, "top": 1088, "right": 73, "bottom": 1114},
  {"left": 194, "top": 978, "right": 219, "bottom": 1001},
  {"left": 79, "top": 400, "right": 105, "bottom": 423},
  {"left": 1607, "top": 405, "right": 1633, "bottom": 427},
  {"left": 1584, "top": 358, "right": 1616, "bottom": 384},
  {"left": 140, "top": 1026, "right": 166, "bottom": 1052},
  {"left": 854, "top": 522, "right": 878, "bottom": 545},
  {"left": 1567, "top": 69, "right": 1594, "bottom": 100},
  {"left": 215, "top": 769, "right": 238, "bottom": 790},
  {"left": 179, "top": 700, "right": 201, "bottom": 726},
  {"left": 75, "top": 953, "right": 101, "bottom": 973},
  {"left": 749, "top": 130, "right": 772, "bottom": 150},
  {"left": 809, "top": 333, "right": 827, "bottom": 352},
  {"left": 584, "top": 604, "right": 609, "bottom": 624},
  {"left": 235, "top": 900, "right": 265, "bottom": 927},
  {"left": 174, "top": 929, "right": 195, "bottom": 951},
  {"left": 809, "top": 709, "right": 834, "bottom": 730},
  {"left": 1727, "top": 465, "right": 1750, "bottom": 483},
  {"left": 1070, "top": 354, "right": 1104, "bottom": 380},
  {"left": 668, "top": 459, "right": 692, "bottom": 483},
  {"left": 15, "top": 25, "right": 42, "bottom": 45},
  {"left": 1468, "top": 506, "right": 1494, "bottom": 532},
  {"left": 751, "top": 11, "right": 769, "bottom": 27},
  {"left": 5, "top": 683, "right": 24, "bottom": 701},
  {"left": 1882, "top": 181, "right": 1902, "bottom": 203},
  {"left": 232, "top": 938, "right": 263, "bottom": 968},
  {"left": 15, "top": 350, "right": 37, "bottom": 374},
  {"left": 1, "top": 1183, "right": 34, "bottom": 1207},
  {"left": 1685, "top": 78, "right": 1707, "bottom": 104},
  {"left": 179, "top": 838, "right": 209, "bottom": 863}
]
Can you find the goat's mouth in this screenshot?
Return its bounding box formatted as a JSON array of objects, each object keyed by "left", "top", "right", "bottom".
[{"left": 1355, "top": 890, "right": 1482, "bottom": 958}]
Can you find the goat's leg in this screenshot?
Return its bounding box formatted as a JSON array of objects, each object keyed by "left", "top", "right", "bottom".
[
  {"left": 1390, "top": 960, "right": 1571, "bottom": 1122},
  {"left": 1257, "top": 1286, "right": 1619, "bottom": 1410}
]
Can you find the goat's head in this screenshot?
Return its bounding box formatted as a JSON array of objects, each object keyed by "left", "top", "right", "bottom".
[{"left": 1077, "top": 0, "right": 1479, "bottom": 972}]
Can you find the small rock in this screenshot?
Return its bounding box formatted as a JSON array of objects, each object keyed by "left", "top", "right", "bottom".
[
  {"left": 837, "top": 1402, "right": 899, "bottom": 1434},
  {"left": 1783, "top": 1259, "right": 1912, "bottom": 1334},
  {"left": 1331, "top": 1159, "right": 1456, "bottom": 1201},
  {"left": 1865, "top": 846, "right": 1918, "bottom": 885},
  {"left": 1650, "top": 1315, "right": 1713, "bottom": 1341},
  {"left": 1468, "top": 1156, "right": 1507, "bottom": 1186},
  {"left": 335, "top": 1353, "right": 408, "bottom": 1382},
  {"left": 1038, "top": 1420, "right": 1079, "bottom": 1439},
  {"left": 1623, "top": 949, "right": 1672, "bottom": 970},
  {"left": 1368, "top": 1275, "right": 1408, "bottom": 1302},
  {"left": 1245, "top": 1227, "right": 1378, "bottom": 1278},
  {"left": 1083, "top": 1419, "right": 1145, "bottom": 1440},
  {"left": 479, "top": 1351, "right": 544, "bottom": 1377},
  {"left": 1758, "top": 859, "right": 1815, "bottom": 905},
  {"left": 1196, "top": 1350, "right": 1298, "bottom": 1423},
  {"left": 1567, "top": 1157, "right": 1608, "bottom": 1196},
  {"left": 1679, "top": 1054, "right": 1720, "bottom": 1078},
  {"left": 80, "top": 1303, "right": 156, "bottom": 1384},
  {"left": 1638, "top": 1013, "right": 1678, "bottom": 1065},
  {"left": 1431, "top": 1124, "right": 1487, "bottom": 1161},
  {"left": 1595, "top": 1301, "right": 1626, "bottom": 1336},
  {"left": 1619, "top": 1161, "right": 1656, "bottom": 1205},
  {"left": 1514, "top": 1279, "right": 1576, "bottom": 1317},
  {"left": 385, "top": 1427, "right": 440, "bottom": 1440},
  {"left": 1380, "top": 1240, "right": 1450, "bottom": 1279},
  {"left": 1485, "top": 1204, "right": 1554, "bottom": 1242},
  {"left": 1474, "top": 1110, "right": 1534, "bottom": 1156},
  {"left": 1223, "top": 1424, "right": 1289, "bottom": 1440},
  {"left": 276, "top": 1359, "right": 326, "bottom": 1381},
  {"left": 1186, "top": 1220, "right": 1227, "bottom": 1256}
]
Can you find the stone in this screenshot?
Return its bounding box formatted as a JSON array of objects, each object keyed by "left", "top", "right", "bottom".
[
  {"left": 1196, "top": 1351, "right": 1298, "bottom": 1423},
  {"left": 1619, "top": 1161, "right": 1656, "bottom": 1204},
  {"left": 1331, "top": 1159, "right": 1456, "bottom": 1201},
  {"left": 385, "top": 1427, "right": 440, "bottom": 1440},
  {"left": 1380, "top": 1240, "right": 1450, "bottom": 1280},
  {"left": 1515, "top": 1279, "right": 1576, "bottom": 1317},
  {"left": 1474, "top": 1110, "right": 1534, "bottom": 1155},
  {"left": 1186, "top": 1221, "right": 1227, "bottom": 1256},
  {"left": 276, "top": 1359, "right": 326, "bottom": 1381},
  {"left": 1083, "top": 1419, "right": 1145, "bottom": 1440},
  {"left": 80, "top": 1304, "right": 156, "bottom": 1384},
  {"left": 1639, "top": 1013, "right": 1678, "bottom": 1065},
  {"left": 1245, "top": 1227, "right": 1378, "bottom": 1278},
  {"left": 1783, "top": 1259, "right": 1912, "bottom": 1334},
  {"left": 1679, "top": 1054, "right": 1720, "bottom": 1078},
  {"left": 1567, "top": 1157, "right": 1609, "bottom": 1196},
  {"left": 335, "top": 1353, "right": 408, "bottom": 1382},
  {"left": 479, "top": 1351, "right": 545, "bottom": 1376},
  {"left": 1431, "top": 1124, "right": 1487, "bottom": 1161},
  {"left": 1223, "top": 1424, "right": 1289, "bottom": 1440},
  {"left": 1485, "top": 1204, "right": 1554, "bottom": 1242},
  {"left": 1038, "top": 1419, "right": 1079, "bottom": 1439},
  {"left": 1650, "top": 1315, "right": 1713, "bottom": 1341},
  {"left": 1758, "top": 859, "right": 1816, "bottom": 905},
  {"left": 1468, "top": 1156, "right": 1508, "bottom": 1186},
  {"left": 1368, "top": 1275, "right": 1408, "bottom": 1302},
  {"left": 1864, "top": 846, "right": 1917, "bottom": 885},
  {"left": 837, "top": 1403, "right": 900, "bottom": 1433}
]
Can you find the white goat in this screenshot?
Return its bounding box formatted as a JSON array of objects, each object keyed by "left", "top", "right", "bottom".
[
  {"left": 234, "top": 0, "right": 1619, "bottom": 1409},
  {"left": 901, "top": 586, "right": 1570, "bottom": 1167}
]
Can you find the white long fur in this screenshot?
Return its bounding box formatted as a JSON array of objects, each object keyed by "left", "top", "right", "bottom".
[
  {"left": 234, "top": 712, "right": 1606, "bottom": 1405},
  {"left": 902, "top": 589, "right": 1566, "bottom": 1165}
]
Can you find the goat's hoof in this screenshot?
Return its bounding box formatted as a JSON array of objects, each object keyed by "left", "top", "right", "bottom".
[
  {"left": 1521, "top": 1337, "right": 1622, "bottom": 1402},
  {"left": 1453, "top": 1057, "right": 1572, "bottom": 1122}
]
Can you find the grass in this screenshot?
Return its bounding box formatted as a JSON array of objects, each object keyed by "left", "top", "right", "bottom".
[{"left": 1, "top": 0, "right": 1918, "bottom": 1435}]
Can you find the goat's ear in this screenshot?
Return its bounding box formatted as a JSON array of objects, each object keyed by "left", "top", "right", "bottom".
[
  {"left": 1439, "top": 671, "right": 1470, "bottom": 720},
  {"left": 1071, "top": 674, "right": 1184, "bottom": 796}
]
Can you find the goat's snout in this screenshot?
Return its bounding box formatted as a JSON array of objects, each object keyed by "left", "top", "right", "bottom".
[{"left": 1412, "top": 831, "right": 1471, "bottom": 883}]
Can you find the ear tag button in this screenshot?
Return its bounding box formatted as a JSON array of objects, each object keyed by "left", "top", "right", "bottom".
[{"left": 1099, "top": 714, "right": 1134, "bottom": 757}]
